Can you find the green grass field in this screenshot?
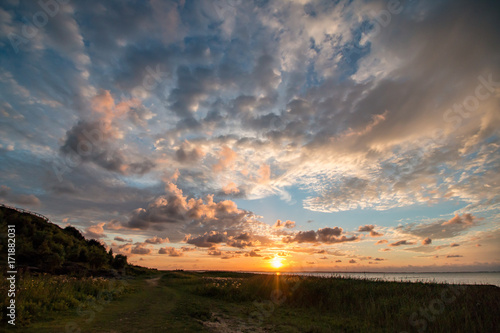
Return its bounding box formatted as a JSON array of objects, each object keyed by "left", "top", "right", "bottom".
[{"left": 2, "top": 271, "right": 499, "bottom": 332}]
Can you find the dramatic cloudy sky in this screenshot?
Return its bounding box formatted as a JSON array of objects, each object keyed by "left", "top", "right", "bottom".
[{"left": 1, "top": 0, "right": 499, "bottom": 271}]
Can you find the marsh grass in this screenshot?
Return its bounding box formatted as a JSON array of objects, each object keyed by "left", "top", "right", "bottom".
[
  {"left": 0, "top": 273, "right": 132, "bottom": 326},
  {"left": 185, "top": 271, "right": 500, "bottom": 332}
]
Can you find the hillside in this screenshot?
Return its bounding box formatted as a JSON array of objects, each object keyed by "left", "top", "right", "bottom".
[{"left": 0, "top": 204, "right": 128, "bottom": 276}]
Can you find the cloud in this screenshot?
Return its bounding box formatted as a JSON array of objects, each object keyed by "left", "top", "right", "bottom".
[
  {"left": 404, "top": 244, "right": 443, "bottom": 253},
  {"left": 358, "top": 224, "right": 384, "bottom": 237},
  {"left": 317, "top": 227, "right": 352, "bottom": 243},
  {"left": 207, "top": 247, "right": 222, "bottom": 256},
  {"left": 150, "top": 0, "right": 183, "bottom": 44},
  {"left": 127, "top": 183, "right": 249, "bottom": 231},
  {"left": 257, "top": 164, "right": 271, "bottom": 184},
  {"left": 59, "top": 90, "right": 156, "bottom": 175},
  {"left": 397, "top": 214, "right": 480, "bottom": 240},
  {"left": 226, "top": 232, "right": 259, "bottom": 248},
  {"left": 184, "top": 230, "right": 263, "bottom": 249},
  {"left": 358, "top": 224, "right": 375, "bottom": 232},
  {"left": 282, "top": 227, "right": 358, "bottom": 244},
  {"left": 282, "top": 230, "right": 317, "bottom": 243},
  {"left": 159, "top": 246, "right": 183, "bottom": 257},
  {"left": 349, "top": 259, "right": 357, "bottom": 264},
  {"left": 450, "top": 243, "right": 460, "bottom": 247},
  {"left": 375, "top": 239, "right": 388, "bottom": 245},
  {"left": 446, "top": 255, "right": 463, "bottom": 258},
  {"left": 0, "top": 186, "right": 41, "bottom": 207},
  {"left": 10, "top": 194, "right": 41, "bottom": 207},
  {"left": 117, "top": 243, "right": 133, "bottom": 254},
  {"left": 245, "top": 249, "right": 262, "bottom": 257},
  {"left": 212, "top": 145, "right": 238, "bottom": 172},
  {"left": 273, "top": 219, "right": 296, "bottom": 229},
  {"left": 145, "top": 236, "right": 170, "bottom": 244},
  {"left": 185, "top": 231, "right": 227, "bottom": 248},
  {"left": 106, "top": 220, "right": 125, "bottom": 230},
  {"left": 0, "top": 185, "right": 9, "bottom": 197},
  {"left": 422, "top": 237, "right": 432, "bottom": 245},
  {"left": 221, "top": 182, "right": 240, "bottom": 195},
  {"left": 131, "top": 244, "right": 152, "bottom": 255},
  {"left": 442, "top": 214, "right": 475, "bottom": 226},
  {"left": 168, "top": 66, "right": 218, "bottom": 118},
  {"left": 389, "top": 240, "right": 416, "bottom": 247},
  {"left": 114, "top": 236, "right": 132, "bottom": 242},
  {"left": 175, "top": 141, "right": 204, "bottom": 164},
  {"left": 59, "top": 120, "right": 125, "bottom": 173},
  {"left": 221, "top": 253, "right": 241, "bottom": 260},
  {"left": 84, "top": 222, "right": 106, "bottom": 239}
]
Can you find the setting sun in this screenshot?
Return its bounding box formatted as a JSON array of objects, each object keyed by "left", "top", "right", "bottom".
[{"left": 270, "top": 257, "right": 284, "bottom": 269}]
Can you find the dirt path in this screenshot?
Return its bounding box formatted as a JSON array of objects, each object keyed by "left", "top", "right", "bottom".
[
  {"left": 146, "top": 276, "right": 161, "bottom": 287},
  {"left": 81, "top": 276, "right": 180, "bottom": 332}
]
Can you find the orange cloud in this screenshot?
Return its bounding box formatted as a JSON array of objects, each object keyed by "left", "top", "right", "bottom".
[
  {"left": 145, "top": 236, "right": 170, "bottom": 244},
  {"left": 212, "top": 145, "right": 237, "bottom": 172},
  {"left": 222, "top": 182, "right": 240, "bottom": 194},
  {"left": 358, "top": 224, "right": 384, "bottom": 237},
  {"left": 257, "top": 164, "right": 271, "bottom": 183},
  {"left": 441, "top": 213, "right": 475, "bottom": 226},
  {"left": 389, "top": 240, "right": 416, "bottom": 247},
  {"left": 159, "top": 247, "right": 183, "bottom": 256},
  {"left": 422, "top": 237, "right": 432, "bottom": 245},
  {"left": 91, "top": 90, "right": 115, "bottom": 115},
  {"left": 273, "top": 219, "right": 296, "bottom": 229},
  {"left": 85, "top": 222, "right": 106, "bottom": 239}
]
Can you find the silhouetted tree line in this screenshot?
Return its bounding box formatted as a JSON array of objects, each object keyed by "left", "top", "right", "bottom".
[{"left": 0, "top": 206, "right": 128, "bottom": 276}]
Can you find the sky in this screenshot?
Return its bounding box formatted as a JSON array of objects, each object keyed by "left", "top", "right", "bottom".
[{"left": 0, "top": 0, "right": 499, "bottom": 272}]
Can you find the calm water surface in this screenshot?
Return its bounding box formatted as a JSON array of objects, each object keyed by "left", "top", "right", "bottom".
[{"left": 251, "top": 272, "right": 500, "bottom": 287}]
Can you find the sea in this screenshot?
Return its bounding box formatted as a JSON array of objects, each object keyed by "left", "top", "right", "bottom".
[{"left": 249, "top": 271, "right": 500, "bottom": 287}]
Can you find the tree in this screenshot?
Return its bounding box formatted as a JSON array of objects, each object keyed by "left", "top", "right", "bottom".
[
  {"left": 112, "top": 255, "right": 128, "bottom": 270},
  {"left": 108, "top": 248, "right": 114, "bottom": 265},
  {"left": 89, "top": 246, "right": 108, "bottom": 270},
  {"left": 44, "top": 253, "right": 63, "bottom": 273},
  {"left": 63, "top": 226, "right": 85, "bottom": 241}
]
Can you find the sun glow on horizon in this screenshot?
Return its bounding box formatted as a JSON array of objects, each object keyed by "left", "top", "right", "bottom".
[{"left": 270, "top": 257, "right": 284, "bottom": 269}]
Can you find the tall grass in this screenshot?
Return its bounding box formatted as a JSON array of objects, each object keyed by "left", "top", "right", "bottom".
[
  {"left": 0, "top": 273, "right": 131, "bottom": 326},
  {"left": 188, "top": 272, "right": 500, "bottom": 332}
]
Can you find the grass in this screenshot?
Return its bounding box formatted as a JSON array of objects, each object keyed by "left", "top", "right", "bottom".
[
  {"left": 0, "top": 272, "right": 134, "bottom": 328},
  {"left": 2, "top": 271, "right": 499, "bottom": 332},
  {"left": 190, "top": 272, "right": 500, "bottom": 332}
]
